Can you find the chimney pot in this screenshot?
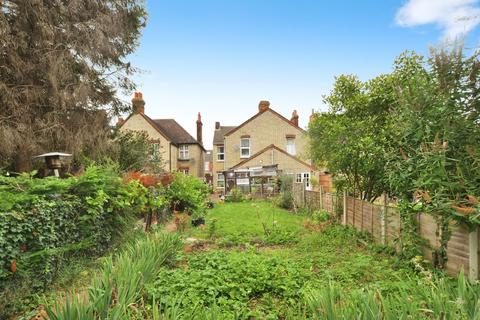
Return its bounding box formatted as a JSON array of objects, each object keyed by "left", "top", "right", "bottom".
[
  {"left": 132, "top": 91, "right": 145, "bottom": 114},
  {"left": 215, "top": 121, "right": 220, "bottom": 130},
  {"left": 291, "top": 109, "right": 299, "bottom": 127},
  {"left": 196, "top": 112, "right": 203, "bottom": 144},
  {"left": 117, "top": 117, "right": 125, "bottom": 126},
  {"left": 258, "top": 100, "right": 270, "bottom": 113}
]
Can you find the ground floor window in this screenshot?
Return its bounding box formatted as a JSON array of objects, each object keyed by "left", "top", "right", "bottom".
[
  {"left": 180, "top": 167, "right": 189, "bottom": 175},
  {"left": 217, "top": 173, "right": 225, "bottom": 188},
  {"left": 296, "top": 172, "right": 311, "bottom": 190}
]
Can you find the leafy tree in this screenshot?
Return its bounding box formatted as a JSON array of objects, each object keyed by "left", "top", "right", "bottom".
[
  {"left": 0, "top": 0, "right": 147, "bottom": 171},
  {"left": 110, "top": 130, "right": 165, "bottom": 173},
  {"left": 308, "top": 74, "right": 396, "bottom": 201}
]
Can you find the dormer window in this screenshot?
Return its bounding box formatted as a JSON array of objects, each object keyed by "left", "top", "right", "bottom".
[
  {"left": 240, "top": 138, "right": 250, "bottom": 158},
  {"left": 179, "top": 145, "right": 189, "bottom": 160}
]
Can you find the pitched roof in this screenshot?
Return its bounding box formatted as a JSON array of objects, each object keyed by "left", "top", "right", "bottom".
[
  {"left": 213, "top": 126, "right": 236, "bottom": 145},
  {"left": 224, "top": 108, "right": 305, "bottom": 137},
  {"left": 152, "top": 119, "right": 199, "bottom": 145},
  {"left": 230, "top": 144, "right": 315, "bottom": 170}
]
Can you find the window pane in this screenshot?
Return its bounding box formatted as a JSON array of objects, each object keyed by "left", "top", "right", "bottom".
[
  {"left": 241, "top": 148, "right": 249, "bottom": 156},
  {"left": 240, "top": 139, "right": 249, "bottom": 147}
]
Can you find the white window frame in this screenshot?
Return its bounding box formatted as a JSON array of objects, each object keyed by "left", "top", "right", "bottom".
[
  {"left": 180, "top": 167, "right": 189, "bottom": 175},
  {"left": 296, "top": 173, "right": 302, "bottom": 183},
  {"left": 296, "top": 172, "right": 311, "bottom": 190},
  {"left": 286, "top": 137, "right": 296, "bottom": 155},
  {"left": 240, "top": 138, "right": 250, "bottom": 158},
  {"left": 179, "top": 145, "right": 189, "bottom": 160},
  {"left": 303, "top": 172, "right": 311, "bottom": 190},
  {"left": 217, "top": 145, "right": 225, "bottom": 161},
  {"left": 217, "top": 173, "right": 225, "bottom": 188}
]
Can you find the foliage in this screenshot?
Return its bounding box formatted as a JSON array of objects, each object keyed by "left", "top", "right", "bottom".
[
  {"left": 303, "top": 270, "right": 480, "bottom": 319},
  {"left": 0, "top": 165, "right": 150, "bottom": 317},
  {"left": 308, "top": 74, "right": 396, "bottom": 201},
  {"left": 162, "top": 172, "right": 209, "bottom": 215},
  {"left": 386, "top": 48, "right": 480, "bottom": 267},
  {"left": 45, "top": 231, "right": 183, "bottom": 319},
  {"left": 147, "top": 250, "right": 313, "bottom": 319},
  {"left": 110, "top": 130, "right": 165, "bottom": 173},
  {"left": 225, "top": 187, "right": 244, "bottom": 202},
  {"left": 0, "top": 0, "right": 147, "bottom": 171},
  {"left": 275, "top": 175, "right": 294, "bottom": 209}
]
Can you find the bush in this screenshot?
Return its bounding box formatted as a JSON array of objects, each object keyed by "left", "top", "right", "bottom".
[
  {"left": 0, "top": 165, "right": 150, "bottom": 317},
  {"left": 275, "top": 175, "right": 294, "bottom": 209},
  {"left": 161, "top": 172, "right": 209, "bottom": 216},
  {"left": 225, "top": 187, "right": 244, "bottom": 202}
]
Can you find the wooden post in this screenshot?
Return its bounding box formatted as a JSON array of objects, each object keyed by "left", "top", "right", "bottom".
[
  {"left": 319, "top": 186, "right": 324, "bottom": 210},
  {"left": 352, "top": 197, "right": 356, "bottom": 227},
  {"left": 469, "top": 227, "right": 479, "bottom": 281},
  {"left": 381, "top": 194, "right": 388, "bottom": 245},
  {"left": 343, "top": 190, "right": 347, "bottom": 225},
  {"left": 302, "top": 180, "right": 306, "bottom": 207},
  {"left": 370, "top": 203, "right": 374, "bottom": 235},
  {"left": 361, "top": 197, "right": 364, "bottom": 231}
]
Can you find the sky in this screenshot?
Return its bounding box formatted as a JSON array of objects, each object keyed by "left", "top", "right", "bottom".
[{"left": 124, "top": 0, "right": 480, "bottom": 149}]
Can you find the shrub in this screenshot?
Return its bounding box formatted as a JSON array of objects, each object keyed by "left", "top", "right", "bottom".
[
  {"left": 0, "top": 165, "right": 150, "bottom": 317},
  {"left": 275, "top": 175, "right": 294, "bottom": 209},
  {"left": 226, "top": 187, "right": 244, "bottom": 202},
  {"left": 161, "top": 172, "right": 209, "bottom": 215}
]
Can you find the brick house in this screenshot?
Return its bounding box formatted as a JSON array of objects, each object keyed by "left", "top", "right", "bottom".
[
  {"left": 119, "top": 92, "right": 205, "bottom": 178},
  {"left": 212, "top": 100, "right": 318, "bottom": 193}
]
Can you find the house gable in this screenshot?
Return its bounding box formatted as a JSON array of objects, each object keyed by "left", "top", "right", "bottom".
[
  {"left": 223, "top": 109, "right": 308, "bottom": 169},
  {"left": 225, "top": 108, "right": 306, "bottom": 138},
  {"left": 120, "top": 113, "right": 171, "bottom": 143},
  {"left": 230, "top": 144, "right": 314, "bottom": 173}
]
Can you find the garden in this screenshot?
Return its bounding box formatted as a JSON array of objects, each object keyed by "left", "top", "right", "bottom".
[{"left": 9, "top": 184, "right": 480, "bottom": 319}]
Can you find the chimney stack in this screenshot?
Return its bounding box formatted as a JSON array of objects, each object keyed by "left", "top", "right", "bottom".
[
  {"left": 291, "top": 110, "right": 299, "bottom": 126},
  {"left": 196, "top": 112, "right": 203, "bottom": 144},
  {"left": 215, "top": 121, "right": 220, "bottom": 130},
  {"left": 132, "top": 92, "right": 145, "bottom": 114},
  {"left": 258, "top": 100, "right": 270, "bottom": 113}
]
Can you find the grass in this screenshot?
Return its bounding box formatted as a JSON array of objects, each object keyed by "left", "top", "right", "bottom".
[
  {"left": 192, "top": 201, "right": 305, "bottom": 239},
  {"left": 33, "top": 200, "right": 480, "bottom": 319}
]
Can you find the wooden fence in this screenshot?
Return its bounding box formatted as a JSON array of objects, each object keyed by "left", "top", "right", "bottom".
[{"left": 292, "top": 183, "right": 479, "bottom": 280}]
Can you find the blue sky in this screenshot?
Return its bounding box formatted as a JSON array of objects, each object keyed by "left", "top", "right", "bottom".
[{"left": 125, "top": 0, "right": 480, "bottom": 149}]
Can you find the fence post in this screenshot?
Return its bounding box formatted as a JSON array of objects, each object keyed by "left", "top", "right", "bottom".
[
  {"left": 302, "top": 180, "right": 306, "bottom": 207},
  {"left": 343, "top": 190, "right": 347, "bottom": 225},
  {"left": 319, "top": 185, "right": 324, "bottom": 210},
  {"left": 381, "top": 194, "right": 388, "bottom": 245},
  {"left": 469, "top": 227, "right": 479, "bottom": 281}
]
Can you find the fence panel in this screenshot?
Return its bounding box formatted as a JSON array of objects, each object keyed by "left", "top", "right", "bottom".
[{"left": 291, "top": 184, "right": 472, "bottom": 278}]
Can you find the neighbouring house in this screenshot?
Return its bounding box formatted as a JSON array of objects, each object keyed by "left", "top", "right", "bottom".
[
  {"left": 212, "top": 100, "right": 321, "bottom": 194},
  {"left": 118, "top": 92, "right": 206, "bottom": 178}
]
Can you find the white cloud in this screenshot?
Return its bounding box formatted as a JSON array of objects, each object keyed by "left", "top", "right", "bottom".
[{"left": 395, "top": 0, "right": 480, "bottom": 40}]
